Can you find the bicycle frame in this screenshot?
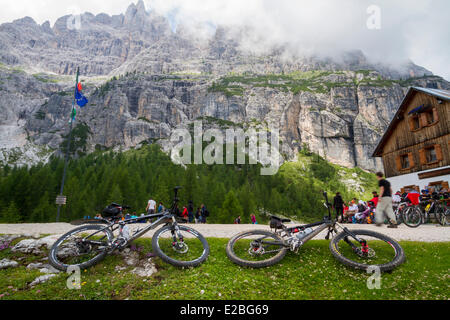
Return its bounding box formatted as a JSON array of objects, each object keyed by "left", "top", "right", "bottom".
[
  {"left": 82, "top": 187, "right": 186, "bottom": 247},
  {"left": 262, "top": 192, "right": 369, "bottom": 251},
  {"left": 81, "top": 210, "right": 182, "bottom": 249}
]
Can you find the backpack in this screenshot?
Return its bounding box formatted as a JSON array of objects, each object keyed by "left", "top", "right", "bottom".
[
  {"left": 102, "top": 204, "right": 121, "bottom": 217},
  {"left": 204, "top": 209, "right": 210, "bottom": 217}
]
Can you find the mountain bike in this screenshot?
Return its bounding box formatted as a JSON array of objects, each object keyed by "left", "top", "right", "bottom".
[
  {"left": 402, "top": 194, "right": 449, "bottom": 227},
  {"left": 438, "top": 204, "right": 450, "bottom": 226},
  {"left": 420, "top": 197, "right": 449, "bottom": 226},
  {"left": 395, "top": 200, "right": 422, "bottom": 228},
  {"left": 226, "top": 192, "right": 405, "bottom": 272},
  {"left": 49, "top": 187, "right": 210, "bottom": 271}
]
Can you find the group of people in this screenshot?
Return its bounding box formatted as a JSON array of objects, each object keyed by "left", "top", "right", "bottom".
[
  {"left": 333, "top": 192, "right": 378, "bottom": 224},
  {"left": 332, "top": 172, "right": 399, "bottom": 228},
  {"left": 234, "top": 214, "right": 258, "bottom": 224},
  {"left": 145, "top": 198, "right": 209, "bottom": 223}
]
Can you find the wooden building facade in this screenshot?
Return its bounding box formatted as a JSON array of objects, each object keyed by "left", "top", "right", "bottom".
[{"left": 372, "top": 87, "right": 450, "bottom": 193}]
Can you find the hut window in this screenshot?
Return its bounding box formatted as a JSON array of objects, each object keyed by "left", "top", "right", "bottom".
[
  {"left": 400, "top": 154, "right": 410, "bottom": 169},
  {"left": 425, "top": 146, "right": 437, "bottom": 163},
  {"left": 425, "top": 107, "right": 438, "bottom": 125},
  {"left": 409, "top": 115, "right": 421, "bottom": 131}
]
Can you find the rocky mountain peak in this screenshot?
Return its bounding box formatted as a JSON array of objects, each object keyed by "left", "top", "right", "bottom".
[
  {"left": 12, "top": 16, "right": 37, "bottom": 26},
  {"left": 0, "top": 3, "right": 448, "bottom": 171},
  {"left": 124, "top": 0, "right": 149, "bottom": 27}
]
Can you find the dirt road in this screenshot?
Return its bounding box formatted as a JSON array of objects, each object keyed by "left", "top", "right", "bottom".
[{"left": 0, "top": 223, "right": 449, "bottom": 242}]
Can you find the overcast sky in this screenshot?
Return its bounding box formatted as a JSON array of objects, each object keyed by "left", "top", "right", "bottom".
[{"left": 0, "top": 0, "right": 448, "bottom": 80}]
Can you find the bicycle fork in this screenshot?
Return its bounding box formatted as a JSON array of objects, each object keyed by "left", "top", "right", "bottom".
[
  {"left": 170, "top": 218, "right": 184, "bottom": 246},
  {"left": 335, "top": 223, "right": 369, "bottom": 255}
]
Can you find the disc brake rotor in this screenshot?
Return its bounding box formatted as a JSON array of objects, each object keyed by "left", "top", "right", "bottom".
[
  {"left": 355, "top": 247, "right": 376, "bottom": 258},
  {"left": 75, "top": 239, "right": 92, "bottom": 254},
  {"left": 172, "top": 241, "right": 189, "bottom": 254},
  {"left": 248, "top": 241, "right": 265, "bottom": 256}
]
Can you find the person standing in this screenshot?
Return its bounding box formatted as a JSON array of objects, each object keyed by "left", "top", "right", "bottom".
[
  {"left": 146, "top": 198, "right": 156, "bottom": 215},
  {"left": 250, "top": 214, "right": 257, "bottom": 224},
  {"left": 200, "top": 204, "right": 207, "bottom": 224},
  {"left": 234, "top": 216, "right": 241, "bottom": 224},
  {"left": 375, "top": 172, "right": 397, "bottom": 228},
  {"left": 333, "top": 192, "right": 344, "bottom": 222},
  {"left": 181, "top": 206, "right": 188, "bottom": 222},
  {"left": 195, "top": 208, "right": 201, "bottom": 223},
  {"left": 187, "top": 200, "right": 194, "bottom": 223},
  {"left": 370, "top": 191, "right": 379, "bottom": 207}
]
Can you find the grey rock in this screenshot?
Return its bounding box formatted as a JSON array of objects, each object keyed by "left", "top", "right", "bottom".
[
  {"left": 0, "top": 258, "right": 19, "bottom": 269},
  {"left": 38, "top": 265, "right": 61, "bottom": 274},
  {"left": 0, "top": 234, "right": 22, "bottom": 243},
  {"left": 11, "top": 235, "right": 60, "bottom": 254},
  {"left": 29, "top": 274, "right": 56, "bottom": 287},
  {"left": 26, "top": 262, "right": 45, "bottom": 270},
  {"left": 131, "top": 259, "right": 158, "bottom": 278},
  {"left": 27, "top": 262, "right": 59, "bottom": 273}
]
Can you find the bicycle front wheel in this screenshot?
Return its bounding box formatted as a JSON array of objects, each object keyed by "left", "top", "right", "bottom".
[
  {"left": 329, "top": 229, "right": 405, "bottom": 272},
  {"left": 152, "top": 225, "right": 209, "bottom": 268},
  {"left": 226, "top": 230, "right": 287, "bottom": 268},
  {"left": 402, "top": 206, "right": 422, "bottom": 228}
]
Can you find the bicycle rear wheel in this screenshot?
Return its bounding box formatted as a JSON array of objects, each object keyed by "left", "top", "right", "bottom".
[
  {"left": 49, "top": 225, "right": 113, "bottom": 271},
  {"left": 329, "top": 229, "right": 405, "bottom": 272},
  {"left": 226, "top": 230, "right": 287, "bottom": 268},
  {"left": 437, "top": 205, "right": 450, "bottom": 226}
]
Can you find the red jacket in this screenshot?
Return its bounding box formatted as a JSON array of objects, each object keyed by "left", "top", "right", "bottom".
[
  {"left": 369, "top": 196, "right": 379, "bottom": 207},
  {"left": 182, "top": 207, "right": 188, "bottom": 217},
  {"left": 407, "top": 192, "right": 420, "bottom": 205}
]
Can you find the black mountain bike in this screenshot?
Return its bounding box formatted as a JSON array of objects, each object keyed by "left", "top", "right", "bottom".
[
  {"left": 226, "top": 192, "right": 405, "bottom": 272},
  {"left": 49, "top": 187, "right": 210, "bottom": 271}
]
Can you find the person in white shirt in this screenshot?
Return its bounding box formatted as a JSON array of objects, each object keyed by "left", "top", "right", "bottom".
[
  {"left": 344, "top": 199, "right": 359, "bottom": 222},
  {"left": 146, "top": 198, "right": 156, "bottom": 215},
  {"left": 392, "top": 192, "right": 402, "bottom": 203}
]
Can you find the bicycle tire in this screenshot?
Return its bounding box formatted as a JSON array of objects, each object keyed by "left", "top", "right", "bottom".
[
  {"left": 329, "top": 229, "right": 405, "bottom": 272},
  {"left": 394, "top": 207, "right": 404, "bottom": 226},
  {"left": 437, "top": 205, "right": 449, "bottom": 226},
  {"left": 152, "top": 225, "right": 210, "bottom": 268},
  {"left": 402, "top": 206, "right": 422, "bottom": 228},
  {"left": 226, "top": 230, "right": 288, "bottom": 268},
  {"left": 49, "top": 224, "right": 113, "bottom": 271}
]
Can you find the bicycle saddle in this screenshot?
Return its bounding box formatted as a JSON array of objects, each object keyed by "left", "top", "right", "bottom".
[{"left": 270, "top": 215, "right": 291, "bottom": 223}]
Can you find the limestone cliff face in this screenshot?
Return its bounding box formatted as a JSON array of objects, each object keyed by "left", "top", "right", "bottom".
[
  {"left": 20, "top": 71, "right": 449, "bottom": 172},
  {"left": 0, "top": 1, "right": 449, "bottom": 171}
]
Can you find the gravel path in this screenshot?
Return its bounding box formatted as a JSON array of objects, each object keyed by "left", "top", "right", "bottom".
[{"left": 0, "top": 223, "right": 449, "bottom": 242}]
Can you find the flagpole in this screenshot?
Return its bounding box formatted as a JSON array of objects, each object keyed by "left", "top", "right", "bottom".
[{"left": 56, "top": 67, "right": 79, "bottom": 222}]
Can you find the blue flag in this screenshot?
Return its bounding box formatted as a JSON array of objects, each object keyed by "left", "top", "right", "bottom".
[{"left": 75, "top": 83, "right": 88, "bottom": 107}]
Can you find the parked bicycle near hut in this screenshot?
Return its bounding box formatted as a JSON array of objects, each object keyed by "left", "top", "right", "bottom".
[
  {"left": 49, "top": 187, "right": 210, "bottom": 271},
  {"left": 226, "top": 192, "right": 405, "bottom": 272}
]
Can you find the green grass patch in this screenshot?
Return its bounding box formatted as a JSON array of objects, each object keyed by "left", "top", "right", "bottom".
[
  {"left": 0, "top": 239, "right": 448, "bottom": 300},
  {"left": 208, "top": 71, "right": 357, "bottom": 96},
  {"left": 32, "top": 74, "right": 59, "bottom": 83}
]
